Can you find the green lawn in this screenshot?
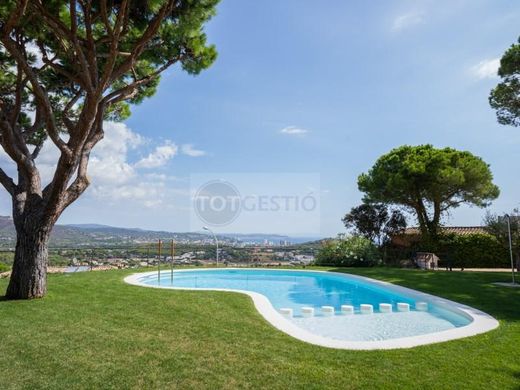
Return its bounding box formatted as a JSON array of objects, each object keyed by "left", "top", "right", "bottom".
[{"left": 0, "top": 268, "right": 519, "bottom": 389}]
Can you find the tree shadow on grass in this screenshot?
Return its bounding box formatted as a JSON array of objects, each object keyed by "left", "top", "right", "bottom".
[{"left": 327, "top": 267, "right": 520, "bottom": 322}]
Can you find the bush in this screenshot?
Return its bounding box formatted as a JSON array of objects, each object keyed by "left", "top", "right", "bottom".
[
  {"left": 388, "top": 233, "right": 510, "bottom": 268},
  {"left": 447, "top": 234, "right": 510, "bottom": 268},
  {"left": 316, "top": 236, "right": 380, "bottom": 267},
  {"left": 0, "top": 263, "right": 10, "bottom": 272},
  {"left": 48, "top": 254, "right": 70, "bottom": 267}
]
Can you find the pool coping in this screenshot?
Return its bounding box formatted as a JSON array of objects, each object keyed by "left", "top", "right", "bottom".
[{"left": 124, "top": 268, "right": 499, "bottom": 350}]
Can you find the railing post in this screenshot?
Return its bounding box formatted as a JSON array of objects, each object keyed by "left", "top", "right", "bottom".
[
  {"left": 170, "top": 239, "right": 174, "bottom": 284},
  {"left": 158, "top": 239, "right": 162, "bottom": 285}
]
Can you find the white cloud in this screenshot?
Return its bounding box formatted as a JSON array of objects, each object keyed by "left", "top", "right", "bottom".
[
  {"left": 88, "top": 122, "right": 143, "bottom": 185},
  {"left": 31, "top": 121, "right": 143, "bottom": 186},
  {"left": 280, "top": 126, "right": 309, "bottom": 135},
  {"left": 392, "top": 12, "right": 424, "bottom": 32},
  {"left": 181, "top": 144, "right": 206, "bottom": 157},
  {"left": 0, "top": 122, "right": 195, "bottom": 209},
  {"left": 135, "top": 141, "right": 178, "bottom": 168},
  {"left": 470, "top": 58, "right": 500, "bottom": 80},
  {"left": 25, "top": 42, "right": 44, "bottom": 68},
  {"left": 92, "top": 182, "right": 163, "bottom": 201}
]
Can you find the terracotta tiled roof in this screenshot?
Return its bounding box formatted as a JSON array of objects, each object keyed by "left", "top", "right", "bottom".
[{"left": 402, "top": 226, "right": 488, "bottom": 236}]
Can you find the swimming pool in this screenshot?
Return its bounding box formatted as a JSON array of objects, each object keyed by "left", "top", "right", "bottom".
[{"left": 125, "top": 268, "right": 498, "bottom": 350}]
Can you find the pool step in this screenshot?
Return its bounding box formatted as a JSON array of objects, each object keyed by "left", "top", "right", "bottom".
[
  {"left": 321, "top": 306, "right": 335, "bottom": 316},
  {"left": 280, "top": 301, "right": 428, "bottom": 318},
  {"left": 360, "top": 304, "right": 374, "bottom": 314},
  {"left": 341, "top": 305, "right": 354, "bottom": 315}
]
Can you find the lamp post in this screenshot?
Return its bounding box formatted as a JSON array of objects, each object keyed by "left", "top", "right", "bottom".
[
  {"left": 505, "top": 214, "right": 516, "bottom": 285},
  {"left": 203, "top": 226, "right": 219, "bottom": 267}
]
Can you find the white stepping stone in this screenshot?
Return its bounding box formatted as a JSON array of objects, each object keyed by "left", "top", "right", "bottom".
[
  {"left": 321, "top": 306, "right": 335, "bottom": 316},
  {"left": 416, "top": 302, "right": 428, "bottom": 311},
  {"left": 360, "top": 304, "right": 373, "bottom": 314},
  {"left": 301, "top": 307, "right": 314, "bottom": 318},
  {"left": 397, "top": 302, "right": 410, "bottom": 312},
  {"left": 341, "top": 305, "right": 354, "bottom": 315},
  {"left": 379, "top": 303, "right": 392, "bottom": 313},
  {"left": 279, "top": 308, "right": 293, "bottom": 318}
]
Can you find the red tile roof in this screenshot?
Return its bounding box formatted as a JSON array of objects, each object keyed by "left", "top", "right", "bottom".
[{"left": 401, "top": 226, "right": 487, "bottom": 236}]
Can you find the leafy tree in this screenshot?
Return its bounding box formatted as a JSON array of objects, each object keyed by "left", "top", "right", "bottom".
[
  {"left": 489, "top": 37, "right": 520, "bottom": 126},
  {"left": 484, "top": 209, "right": 520, "bottom": 270},
  {"left": 0, "top": 1, "right": 218, "bottom": 299},
  {"left": 342, "top": 203, "right": 406, "bottom": 246},
  {"left": 358, "top": 145, "right": 500, "bottom": 239}
]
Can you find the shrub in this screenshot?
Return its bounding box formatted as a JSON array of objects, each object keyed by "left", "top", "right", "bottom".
[
  {"left": 390, "top": 233, "right": 511, "bottom": 268},
  {"left": 0, "top": 263, "right": 10, "bottom": 273},
  {"left": 316, "top": 236, "right": 380, "bottom": 267},
  {"left": 447, "top": 234, "right": 510, "bottom": 268}
]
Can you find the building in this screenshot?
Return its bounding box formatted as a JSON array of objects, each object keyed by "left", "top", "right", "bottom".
[{"left": 391, "top": 226, "right": 488, "bottom": 247}]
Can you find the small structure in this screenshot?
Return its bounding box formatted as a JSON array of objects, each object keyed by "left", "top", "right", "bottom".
[
  {"left": 321, "top": 306, "right": 335, "bottom": 316},
  {"left": 415, "top": 252, "right": 439, "bottom": 270},
  {"left": 360, "top": 304, "right": 373, "bottom": 314},
  {"left": 341, "top": 305, "right": 354, "bottom": 315}
]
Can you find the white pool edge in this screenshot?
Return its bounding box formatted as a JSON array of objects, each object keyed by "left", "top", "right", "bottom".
[{"left": 124, "top": 268, "right": 499, "bottom": 350}]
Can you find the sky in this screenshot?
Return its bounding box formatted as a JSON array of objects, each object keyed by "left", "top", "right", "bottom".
[{"left": 0, "top": 0, "right": 519, "bottom": 237}]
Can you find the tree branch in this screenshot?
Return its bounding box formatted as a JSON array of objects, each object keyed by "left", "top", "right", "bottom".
[
  {"left": 103, "top": 54, "right": 182, "bottom": 106},
  {"left": 0, "top": 35, "right": 70, "bottom": 156},
  {"left": 0, "top": 167, "right": 16, "bottom": 196},
  {"left": 30, "top": 1, "right": 94, "bottom": 92},
  {"left": 98, "top": 0, "right": 130, "bottom": 91},
  {"left": 1, "top": 1, "right": 29, "bottom": 34},
  {"left": 107, "top": 1, "right": 175, "bottom": 85}
]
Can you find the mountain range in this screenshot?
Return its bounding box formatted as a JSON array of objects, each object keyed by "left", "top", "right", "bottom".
[{"left": 0, "top": 216, "right": 319, "bottom": 248}]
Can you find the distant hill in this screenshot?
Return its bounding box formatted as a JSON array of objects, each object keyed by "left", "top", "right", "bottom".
[{"left": 0, "top": 216, "right": 319, "bottom": 248}]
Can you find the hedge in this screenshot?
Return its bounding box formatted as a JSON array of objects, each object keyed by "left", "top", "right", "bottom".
[{"left": 388, "top": 233, "right": 511, "bottom": 268}]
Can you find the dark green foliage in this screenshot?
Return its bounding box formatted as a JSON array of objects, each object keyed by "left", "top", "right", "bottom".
[
  {"left": 0, "top": 0, "right": 219, "bottom": 137},
  {"left": 48, "top": 254, "right": 70, "bottom": 267},
  {"left": 390, "top": 233, "right": 510, "bottom": 268},
  {"left": 484, "top": 209, "right": 520, "bottom": 268},
  {"left": 489, "top": 36, "right": 520, "bottom": 126},
  {"left": 358, "top": 145, "right": 499, "bottom": 238},
  {"left": 446, "top": 234, "right": 510, "bottom": 268},
  {"left": 315, "top": 236, "right": 380, "bottom": 266},
  {"left": 0, "top": 252, "right": 13, "bottom": 266},
  {"left": 342, "top": 203, "right": 407, "bottom": 245}
]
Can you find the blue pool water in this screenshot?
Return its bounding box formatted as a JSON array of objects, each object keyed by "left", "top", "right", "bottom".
[{"left": 137, "top": 269, "right": 471, "bottom": 341}]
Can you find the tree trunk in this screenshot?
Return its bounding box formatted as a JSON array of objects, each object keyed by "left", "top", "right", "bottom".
[{"left": 5, "top": 215, "right": 51, "bottom": 300}]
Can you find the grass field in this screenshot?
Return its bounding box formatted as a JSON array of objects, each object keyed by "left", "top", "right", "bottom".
[{"left": 0, "top": 267, "right": 519, "bottom": 389}]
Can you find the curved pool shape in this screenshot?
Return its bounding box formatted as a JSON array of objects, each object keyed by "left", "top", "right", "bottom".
[{"left": 124, "top": 269, "right": 498, "bottom": 350}]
